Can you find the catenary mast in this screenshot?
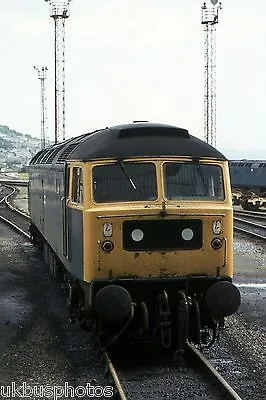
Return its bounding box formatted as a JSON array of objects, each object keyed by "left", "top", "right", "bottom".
[
  {"left": 34, "top": 66, "right": 48, "bottom": 150},
  {"left": 44, "top": 0, "right": 71, "bottom": 144},
  {"left": 201, "top": 0, "right": 222, "bottom": 147}
]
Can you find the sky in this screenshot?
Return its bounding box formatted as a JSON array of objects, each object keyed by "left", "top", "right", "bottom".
[{"left": 0, "top": 0, "right": 266, "bottom": 159}]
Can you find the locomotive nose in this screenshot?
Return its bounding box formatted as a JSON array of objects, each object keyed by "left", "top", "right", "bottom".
[
  {"left": 95, "top": 285, "right": 132, "bottom": 322},
  {"left": 205, "top": 281, "right": 241, "bottom": 318}
]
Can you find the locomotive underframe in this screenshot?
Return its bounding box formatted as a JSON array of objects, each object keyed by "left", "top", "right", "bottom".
[
  {"left": 81, "top": 276, "right": 231, "bottom": 351},
  {"left": 32, "top": 223, "right": 237, "bottom": 355}
]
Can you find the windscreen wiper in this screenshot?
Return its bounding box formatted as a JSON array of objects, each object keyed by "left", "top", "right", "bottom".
[
  {"left": 195, "top": 160, "right": 208, "bottom": 194},
  {"left": 117, "top": 159, "right": 137, "bottom": 190}
]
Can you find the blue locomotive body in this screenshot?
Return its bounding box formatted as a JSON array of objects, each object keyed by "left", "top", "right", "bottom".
[{"left": 229, "top": 160, "right": 266, "bottom": 192}]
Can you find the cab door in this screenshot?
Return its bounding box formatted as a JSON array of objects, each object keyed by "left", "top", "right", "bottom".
[
  {"left": 65, "top": 165, "right": 84, "bottom": 279},
  {"left": 40, "top": 174, "right": 45, "bottom": 233},
  {"left": 62, "top": 164, "right": 70, "bottom": 258}
]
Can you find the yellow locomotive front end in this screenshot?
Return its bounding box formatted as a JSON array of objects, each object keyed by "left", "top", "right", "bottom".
[
  {"left": 83, "top": 158, "right": 233, "bottom": 281},
  {"left": 79, "top": 156, "right": 240, "bottom": 352}
]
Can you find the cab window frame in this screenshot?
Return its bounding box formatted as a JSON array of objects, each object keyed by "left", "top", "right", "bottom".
[
  {"left": 163, "top": 161, "right": 225, "bottom": 201},
  {"left": 71, "top": 166, "right": 84, "bottom": 204},
  {"left": 92, "top": 161, "right": 158, "bottom": 204}
]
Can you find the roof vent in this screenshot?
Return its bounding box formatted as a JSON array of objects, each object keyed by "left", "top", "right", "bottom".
[
  {"left": 56, "top": 143, "right": 78, "bottom": 163},
  {"left": 30, "top": 149, "right": 47, "bottom": 164},
  {"left": 119, "top": 126, "right": 189, "bottom": 138}
]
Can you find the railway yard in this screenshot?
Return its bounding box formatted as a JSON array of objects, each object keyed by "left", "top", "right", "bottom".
[
  {"left": 0, "top": 183, "right": 265, "bottom": 399},
  {"left": 1, "top": 0, "right": 266, "bottom": 398}
]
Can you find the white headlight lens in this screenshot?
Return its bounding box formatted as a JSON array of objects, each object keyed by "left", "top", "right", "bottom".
[
  {"left": 131, "top": 229, "right": 144, "bottom": 242},
  {"left": 181, "top": 228, "right": 194, "bottom": 241}
]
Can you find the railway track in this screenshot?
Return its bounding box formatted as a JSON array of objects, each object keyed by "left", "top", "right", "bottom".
[
  {"left": 233, "top": 210, "right": 266, "bottom": 240},
  {"left": 0, "top": 184, "right": 30, "bottom": 238},
  {"left": 96, "top": 341, "right": 243, "bottom": 399},
  {"left": 234, "top": 208, "right": 266, "bottom": 220}
]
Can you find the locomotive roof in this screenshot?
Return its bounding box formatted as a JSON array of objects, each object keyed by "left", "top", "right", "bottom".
[
  {"left": 229, "top": 160, "right": 266, "bottom": 167},
  {"left": 29, "top": 122, "right": 226, "bottom": 165}
]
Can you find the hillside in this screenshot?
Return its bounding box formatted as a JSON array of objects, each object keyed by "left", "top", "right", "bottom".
[{"left": 0, "top": 125, "right": 44, "bottom": 172}]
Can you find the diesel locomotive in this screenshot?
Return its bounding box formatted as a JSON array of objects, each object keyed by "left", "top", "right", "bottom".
[{"left": 28, "top": 122, "right": 241, "bottom": 356}]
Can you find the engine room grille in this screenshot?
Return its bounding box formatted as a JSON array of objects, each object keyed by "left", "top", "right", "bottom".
[{"left": 123, "top": 219, "right": 202, "bottom": 251}]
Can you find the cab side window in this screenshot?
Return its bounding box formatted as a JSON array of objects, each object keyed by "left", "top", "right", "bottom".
[{"left": 72, "top": 167, "right": 83, "bottom": 204}]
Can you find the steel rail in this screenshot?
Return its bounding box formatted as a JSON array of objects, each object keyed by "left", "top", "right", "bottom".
[
  {"left": 0, "top": 214, "right": 30, "bottom": 239},
  {"left": 0, "top": 185, "right": 30, "bottom": 239},
  {"left": 0, "top": 185, "right": 14, "bottom": 203},
  {"left": 233, "top": 214, "right": 266, "bottom": 240},
  {"left": 234, "top": 210, "right": 266, "bottom": 219},
  {"left": 233, "top": 226, "right": 266, "bottom": 240},
  {"left": 186, "top": 342, "right": 242, "bottom": 400},
  {"left": 103, "top": 351, "right": 128, "bottom": 400},
  {"left": 234, "top": 216, "right": 266, "bottom": 229},
  {"left": 3, "top": 185, "right": 30, "bottom": 219}
]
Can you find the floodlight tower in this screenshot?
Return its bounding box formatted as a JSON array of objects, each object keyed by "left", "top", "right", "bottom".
[
  {"left": 34, "top": 66, "right": 48, "bottom": 150},
  {"left": 201, "top": 0, "right": 222, "bottom": 147},
  {"left": 44, "top": 0, "right": 71, "bottom": 144}
]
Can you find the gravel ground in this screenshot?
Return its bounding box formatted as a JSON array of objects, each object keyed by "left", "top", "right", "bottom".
[
  {"left": 0, "top": 224, "right": 113, "bottom": 399},
  {"left": 203, "top": 233, "right": 266, "bottom": 400}
]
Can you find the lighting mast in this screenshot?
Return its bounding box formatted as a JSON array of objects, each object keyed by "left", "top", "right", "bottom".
[
  {"left": 44, "top": 0, "right": 71, "bottom": 144},
  {"left": 201, "top": 0, "right": 222, "bottom": 147},
  {"left": 34, "top": 66, "right": 48, "bottom": 150}
]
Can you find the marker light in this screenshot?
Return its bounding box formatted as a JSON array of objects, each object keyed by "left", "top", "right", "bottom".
[
  {"left": 211, "top": 238, "right": 223, "bottom": 250},
  {"left": 101, "top": 240, "right": 114, "bottom": 252}
]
